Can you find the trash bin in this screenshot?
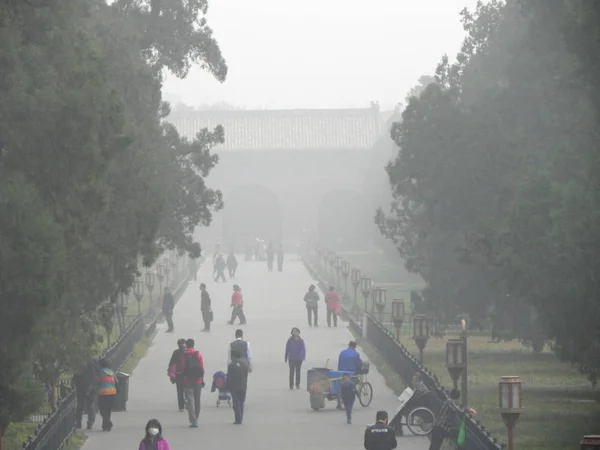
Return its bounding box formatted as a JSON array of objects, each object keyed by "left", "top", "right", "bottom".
[{"left": 112, "top": 372, "right": 130, "bottom": 412}]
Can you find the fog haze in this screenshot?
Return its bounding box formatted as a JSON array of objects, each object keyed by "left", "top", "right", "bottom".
[{"left": 163, "top": 0, "right": 479, "bottom": 109}]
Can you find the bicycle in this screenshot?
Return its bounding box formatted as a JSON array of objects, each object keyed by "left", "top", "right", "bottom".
[
  {"left": 353, "top": 371, "right": 373, "bottom": 407},
  {"left": 388, "top": 387, "right": 435, "bottom": 436}
]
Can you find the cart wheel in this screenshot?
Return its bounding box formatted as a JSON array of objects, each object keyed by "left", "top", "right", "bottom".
[
  {"left": 310, "top": 393, "right": 325, "bottom": 411},
  {"left": 358, "top": 382, "right": 373, "bottom": 407},
  {"left": 406, "top": 407, "right": 435, "bottom": 436}
]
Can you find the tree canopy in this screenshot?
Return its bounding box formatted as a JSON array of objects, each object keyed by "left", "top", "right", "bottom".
[
  {"left": 377, "top": 0, "right": 600, "bottom": 372},
  {"left": 0, "top": 0, "right": 226, "bottom": 435}
]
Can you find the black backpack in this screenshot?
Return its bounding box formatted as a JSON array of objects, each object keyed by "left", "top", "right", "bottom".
[{"left": 184, "top": 352, "right": 204, "bottom": 379}]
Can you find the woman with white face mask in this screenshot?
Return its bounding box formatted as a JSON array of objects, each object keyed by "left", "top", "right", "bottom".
[{"left": 139, "top": 419, "right": 171, "bottom": 450}]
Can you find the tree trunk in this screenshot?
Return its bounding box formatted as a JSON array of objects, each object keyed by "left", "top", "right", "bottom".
[{"left": 49, "top": 380, "right": 57, "bottom": 409}]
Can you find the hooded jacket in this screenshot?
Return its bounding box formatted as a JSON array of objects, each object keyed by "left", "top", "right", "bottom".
[
  {"left": 285, "top": 337, "right": 306, "bottom": 362},
  {"left": 139, "top": 422, "right": 171, "bottom": 450},
  {"left": 182, "top": 347, "right": 205, "bottom": 386}
]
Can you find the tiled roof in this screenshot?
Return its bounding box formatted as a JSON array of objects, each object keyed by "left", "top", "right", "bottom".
[{"left": 167, "top": 107, "right": 383, "bottom": 151}]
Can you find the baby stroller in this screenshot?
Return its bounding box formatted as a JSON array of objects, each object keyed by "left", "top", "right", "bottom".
[{"left": 211, "top": 371, "right": 232, "bottom": 407}]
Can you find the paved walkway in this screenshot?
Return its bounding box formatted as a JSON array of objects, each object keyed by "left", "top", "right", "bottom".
[{"left": 82, "top": 256, "right": 427, "bottom": 450}]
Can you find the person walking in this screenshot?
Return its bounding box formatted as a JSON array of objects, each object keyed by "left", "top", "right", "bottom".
[
  {"left": 182, "top": 338, "right": 205, "bottom": 428},
  {"left": 162, "top": 287, "right": 175, "bottom": 332},
  {"left": 284, "top": 327, "right": 306, "bottom": 390},
  {"left": 139, "top": 419, "right": 171, "bottom": 450},
  {"left": 428, "top": 388, "right": 476, "bottom": 450},
  {"left": 340, "top": 373, "right": 358, "bottom": 424},
  {"left": 276, "top": 244, "right": 284, "bottom": 272},
  {"left": 72, "top": 360, "right": 98, "bottom": 430},
  {"left": 167, "top": 338, "right": 187, "bottom": 412},
  {"left": 213, "top": 254, "right": 227, "bottom": 282},
  {"left": 266, "top": 242, "right": 274, "bottom": 272},
  {"left": 228, "top": 284, "right": 246, "bottom": 325},
  {"left": 304, "top": 284, "right": 320, "bottom": 327},
  {"left": 228, "top": 329, "right": 253, "bottom": 372},
  {"left": 325, "top": 286, "right": 341, "bottom": 327},
  {"left": 364, "top": 411, "right": 397, "bottom": 450},
  {"left": 226, "top": 350, "right": 250, "bottom": 425},
  {"left": 95, "top": 358, "right": 117, "bottom": 432},
  {"left": 227, "top": 251, "right": 238, "bottom": 278},
  {"left": 200, "top": 283, "right": 212, "bottom": 331}
]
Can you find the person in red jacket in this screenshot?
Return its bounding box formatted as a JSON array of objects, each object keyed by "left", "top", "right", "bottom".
[
  {"left": 228, "top": 284, "right": 247, "bottom": 325},
  {"left": 325, "top": 286, "right": 341, "bottom": 327},
  {"left": 167, "top": 338, "right": 186, "bottom": 411},
  {"left": 182, "top": 339, "right": 205, "bottom": 428}
]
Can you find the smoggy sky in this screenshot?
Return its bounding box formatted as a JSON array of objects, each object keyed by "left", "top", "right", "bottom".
[{"left": 162, "top": 0, "right": 481, "bottom": 110}]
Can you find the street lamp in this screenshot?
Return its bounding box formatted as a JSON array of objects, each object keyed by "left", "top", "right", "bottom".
[
  {"left": 144, "top": 270, "right": 155, "bottom": 313},
  {"left": 328, "top": 251, "right": 336, "bottom": 283},
  {"left": 335, "top": 256, "right": 342, "bottom": 292},
  {"left": 156, "top": 262, "right": 164, "bottom": 307},
  {"left": 360, "top": 277, "right": 372, "bottom": 312},
  {"left": 133, "top": 277, "right": 144, "bottom": 316},
  {"left": 351, "top": 268, "right": 361, "bottom": 314},
  {"left": 460, "top": 318, "right": 469, "bottom": 407},
  {"left": 341, "top": 260, "right": 350, "bottom": 304},
  {"left": 374, "top": 287, "right": 387, "bottom": 322},
  {"left": 391, "top": 299, "right": 405, "bottom": 341},
  {"left": 499, "top": 376, "right": 523, "bottom": 450},
  {"left": 446, "top": 338, "right": 466, "bottom": 391},
  {"left": 413, "top": 314, "right": 429, "bottom": 364},
  {"left": 163, "top": 257, "right": 171, "bottom": 288}
]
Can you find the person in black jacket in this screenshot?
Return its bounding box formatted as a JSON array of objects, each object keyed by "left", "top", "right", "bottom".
[
  {"left": 72, "top": 360, "right": 98, "bottom": 429},
  {"left": 167, "top": 338, "right": 187, "bottom": 411},
  {"left": 200, "top": 283, "right": 212, "bottom": 331},
  {"left": 162, "top": 287, "right": 175, "bottom": 332},
  {"left": 364, "top": 411, "right": 397, "bottom": 450},
  {"left": 226, "top": 350, "right": 250, "bottom": 425}
]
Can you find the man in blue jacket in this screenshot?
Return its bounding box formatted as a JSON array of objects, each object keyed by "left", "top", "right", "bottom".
[
  {"left": 336, "top": 341, "right": 363, "bottom": 409},
  {"left": 338, "top": 341, "right": 363, "bottom": 374}
]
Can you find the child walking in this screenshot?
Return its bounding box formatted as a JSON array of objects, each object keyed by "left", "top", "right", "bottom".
[{"left": 340, "top": 374, "right": 358, "bottom": 424}]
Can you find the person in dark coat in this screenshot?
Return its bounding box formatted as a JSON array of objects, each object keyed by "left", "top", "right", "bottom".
[
  {"left": 213, "top": 254, "right": 227, "bottom": 282},
  {"left": 303, "top": 284, "right": 320, "bottom": 327},
  {"left": 227, "top": 251, "right": 238, "bottom": 278},
  {"left": 73, "top": 360, "right": 98, "bottom": 429},
  {"left": 266, "top": 242, "right": 274, "bottom": 272},
  {"left": 227, "top": 350, "right": 250, "bottom": 425},
  {"left": 428, "top": 388, "right": 477, "bottom": 450},
  {"left": 162, "top": 287, "right": 175, "bottom": 332},
  {"left": 276, "top": 244, "right": 284, "bottom": 272},
  {"left": 284, "top": 327, "right": 306, "bottom": 390},
  {"left": 167, "top": 338, "right": 187, "bottom": 411},
  {"left": 340, "top": 373, "right": 358, "bottom": 424},
  {"left": 364, "top": 411, "right": 397, "bottom": 450},
  {"left": 200, "top": 283, "right": 212, "bottom": 331}
]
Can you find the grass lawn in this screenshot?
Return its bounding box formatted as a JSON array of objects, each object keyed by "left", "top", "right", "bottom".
[{"left": 310, "top": 249, "right": 600, "bottom": 449}]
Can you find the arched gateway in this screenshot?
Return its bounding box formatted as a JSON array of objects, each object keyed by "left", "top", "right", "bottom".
[{"left": 169, "top": 105, "right": 383, "bottom": 249}]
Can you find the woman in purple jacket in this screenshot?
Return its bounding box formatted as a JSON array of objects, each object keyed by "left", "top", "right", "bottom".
[
  {"left": 284, "top": 327, "right": 306, "bottom": 390},
  {"left": 139, "top": 419, "right": 171, "bottom": 450}
]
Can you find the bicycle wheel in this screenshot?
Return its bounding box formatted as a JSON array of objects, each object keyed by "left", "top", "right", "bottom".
[
  {"left": 406, "top": 407, "right": 435, "bottom": 436},
  {"left": 357, "top": 382, "right": 373, "bottom": 407}
]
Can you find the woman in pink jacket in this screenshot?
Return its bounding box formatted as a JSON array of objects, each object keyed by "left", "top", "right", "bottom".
[
  {"left": 325, "top": 286, "right": 341, "bottom": 328},
  {"left": 139, "top": 419, "right": 171, "bottom": 450},
  {"left": 228, "top": 284, "right": 247, "bottom": 325}
]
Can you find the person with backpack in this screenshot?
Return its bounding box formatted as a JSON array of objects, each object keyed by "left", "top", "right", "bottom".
[
  {"left": 167, "top": 338, "right": 187, "bottom": 411},
  {"left": 94, "top": 358, "right": 118, "bottom": 432},
  {"left": 227, "top": 350, "right": 250, "bottom": 425},
  {"left": 182, "top": 338, "right": 205, "bottom": 428}
]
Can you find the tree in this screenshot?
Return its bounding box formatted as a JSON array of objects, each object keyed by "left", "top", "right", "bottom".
[{"left": 405, "top": 75, "right": 435, "bottom": 102}]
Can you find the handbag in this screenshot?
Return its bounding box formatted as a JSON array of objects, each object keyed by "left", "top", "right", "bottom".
[{"left": 208, "top": 310, "right": 214, "bottom": 322}]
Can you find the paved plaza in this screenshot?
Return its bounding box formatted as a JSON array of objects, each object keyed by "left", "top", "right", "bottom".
[{"left": 82, "top": 256, "right": 428, "bottom": 450}]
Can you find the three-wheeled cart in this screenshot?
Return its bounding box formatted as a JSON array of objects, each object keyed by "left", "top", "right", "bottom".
[
  {"left": 388, "top": 386, "right": 436, "bottom": 436},
  {"left": 306, "top": 364, "right": 373, "bottom": 411}
]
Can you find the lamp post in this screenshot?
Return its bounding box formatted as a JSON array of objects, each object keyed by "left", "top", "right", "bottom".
[
  {"left": 391, "top": 299, "right": 405, "bottom": 341},
  {"left": 335, "top": 256, "right": 342, "bottom": 292},
  {"left": 351, "top": 268, "right": 361, "bottom": 314},
  {"left": 144, "top": 270, "right": 155, "bottom": 316},
  {"left": 341, "top": 260, "right": 350, "bottom": 304},
  {"left": 460, "top": 318, "right": 469, "bottom": 407},
  {"left": 163, "top": 257, "right": 171, "bottom": 289},
  {"left": 374, "top": 287, "right": 387, "bottom": 322},
  {"left": 134, "top": 277, "right": 144, "bottom": 316},
  {"left": 499, "top": 376, "right": 523, "bottom": 450},
  {"left": 360, "top": 277, "right": 372, "bottom": 312},
  {"left": 446, "top": 338, "right": 466, "bottom": 391},
  {"left": 413, "top": 314, "right": 429, "bottom": 364},
  {"left": 328, "top": 251, "right": 336, "bottom": 283}
]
